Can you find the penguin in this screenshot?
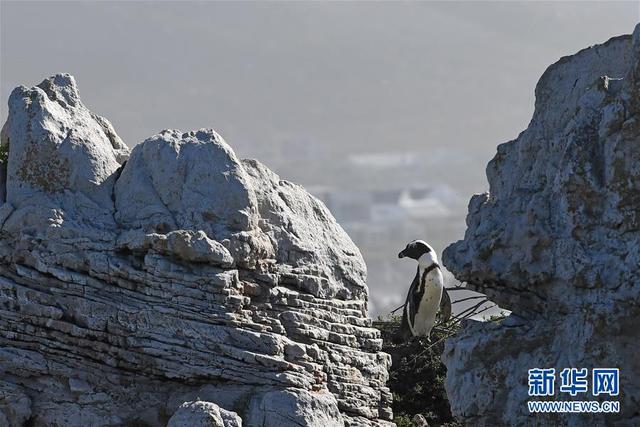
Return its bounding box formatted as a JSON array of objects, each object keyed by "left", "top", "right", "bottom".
[{"left": 395, "top": 239, "right": 450, "bottom": 342}]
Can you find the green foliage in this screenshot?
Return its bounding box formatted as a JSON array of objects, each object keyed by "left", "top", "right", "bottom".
[
  {"left": 0, "top": 143, "right": 9, "bottom": 164},
  {"left": 393, "top": 414, "right": 415, "bottom": 427},
  {"left": 486, "top": 311, "right": 509, "bottom": 323},
  {"left": 375, "top": 317, "right": 462, "bottom": 427}
]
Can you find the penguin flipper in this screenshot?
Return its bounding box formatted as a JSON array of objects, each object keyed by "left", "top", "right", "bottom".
[
  {"left": 393, "top": 268, "right": 420, "bottom": 343},
  {"left": 393, "top": 307, "right": 412, "bottom": 344}
]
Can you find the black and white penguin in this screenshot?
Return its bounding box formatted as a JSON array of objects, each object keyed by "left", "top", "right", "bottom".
[{"left": 395, "top": 239, "right": 449, "bottom": 342}]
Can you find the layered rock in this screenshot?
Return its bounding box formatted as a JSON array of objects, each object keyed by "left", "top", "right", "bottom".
[
  {"left": 0, "top": 74, "right": 392, "bottom": 426},
  {"left": 442, "top": 26, "right": 640, "bottom": 426}
]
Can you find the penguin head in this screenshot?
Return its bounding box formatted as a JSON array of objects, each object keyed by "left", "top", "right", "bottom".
[{"left": 398, "top": 240, "right": 433, "bottom": 260}]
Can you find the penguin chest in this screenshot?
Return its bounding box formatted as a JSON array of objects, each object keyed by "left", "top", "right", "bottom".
[{"left": 410, "top": 274, "right": 443, "bottom": 336}]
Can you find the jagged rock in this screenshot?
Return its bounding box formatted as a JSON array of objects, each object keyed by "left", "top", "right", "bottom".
[
  {"left": 167, "top": 401, "right": 242, "bottom": 427},
  {"left": 442, "top": 26, "right": 640, "bottom": 426},
  {"left": 0, "top": 73, "right": 129, "bottom": 234},
  {"left": 0, "top": 74, "right": 392, "bottom": 426}
]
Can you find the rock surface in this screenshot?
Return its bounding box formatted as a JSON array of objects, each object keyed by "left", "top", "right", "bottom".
[
  {"left": 0, "top": 74, "right": 392, "bottom": 426},
  {"left": 167, "top": 401, "right": 242, "bottom": 427},
  {"left": 442, "top": 26, "right": 640, "bottom": 426}
]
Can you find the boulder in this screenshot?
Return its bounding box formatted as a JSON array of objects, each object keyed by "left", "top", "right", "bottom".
[
  {"left": 244, "top": 388, "right": 343, "bottom": 427},
  {"left": 442, "top": 25, "right": 640, "bottom": 426},
  {"left": 0, "top": 74, "right": 392, "bottom": 426},
  {"left": 167, "top": 401, "right": 242, "bottom": 427}
]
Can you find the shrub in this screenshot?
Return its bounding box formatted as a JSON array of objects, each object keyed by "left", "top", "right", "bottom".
[{"left": 374, "top": 316, "right": 461, "bottom": 427}]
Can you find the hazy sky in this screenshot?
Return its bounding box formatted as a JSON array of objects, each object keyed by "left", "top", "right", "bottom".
[
  {"left": 1, "top": 1, "right": 637, "bottom": 316},
  {"left": 2, "top": 1, "right": 637, "bottom": 194}
]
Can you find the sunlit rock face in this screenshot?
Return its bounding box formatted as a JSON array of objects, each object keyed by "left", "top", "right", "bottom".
[
  {"left": 442, "top": 26, "right": 640, "bottom": 426},
  {"left": 0, "top": 74, "right": 392, "bottom": 427}
]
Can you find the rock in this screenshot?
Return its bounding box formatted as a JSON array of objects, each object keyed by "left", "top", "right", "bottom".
[
  {"left": 167, "top": 401, "right": 242, "bottom": 427},
  {"left": 242, "top": 159, "right": 367, "bottom": 300},
  {"left": 442, "top": 26, "right": 640, "bottom": 426},
  {"left": 0, "top": 381, "right": 32, "bottom": 427},
  {"left": 0, "top": 74, "right": 392, "bottom": 426},
  {"left": 411, "top": 414, "right": 429, "bottom": 427},
  {"left": 0, "top": 73, "right": 129, "bottom": 236},
  {"left": 114, "top": 129, "right": 257, "bottom": 240},
  {"left": 244, "top": 388, "right": 343, "bottom": 427},
  {"left": 116, "top": 229, "right": 234, "bottom": 267}
]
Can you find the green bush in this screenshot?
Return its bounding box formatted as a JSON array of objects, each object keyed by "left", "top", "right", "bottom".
[
  {"left": 374, "top": 317, "right": 461, "bottom": 427},
  {"left": 0, "top": 143, "right": 9, "bottom": 164}
]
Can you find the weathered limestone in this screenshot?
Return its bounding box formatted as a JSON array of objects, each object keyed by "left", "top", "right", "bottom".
[
  {"left": 167, "top": 401, "right": 242, "bottom": 427},
  {"left": 0, "top": 74, "right": 392, "bottom": 426},
  {"left": 442, "top": 26, "right": 640, "bottom": 426}
]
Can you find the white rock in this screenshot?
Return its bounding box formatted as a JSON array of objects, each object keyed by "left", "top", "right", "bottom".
[
  {"left": 243, "top": 159, "right": 367, "bottom": 300},
  {"left": 244, "top": 388, "right": 343, "bottom": 427},
  {"left": 0, "top": 75, "right": 392, "bottom": 427},
  {"left": 168, "top": 401, "right": 241, "bottom": 427},
  {"left": 0, "top": 73, "right": 129, "bottom": 235},
  {"left": 114, "top": 129, "right": 257, "bottom": 239}
]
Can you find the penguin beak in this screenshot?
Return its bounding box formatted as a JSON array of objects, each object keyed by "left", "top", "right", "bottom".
[{"left": 398, "top": 250, "right": 406, "bottom": 259}]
